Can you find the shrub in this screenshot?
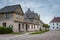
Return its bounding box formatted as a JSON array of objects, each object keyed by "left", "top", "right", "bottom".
[{"left": 0, "top": 26, "right": 13, "bottom": 34}]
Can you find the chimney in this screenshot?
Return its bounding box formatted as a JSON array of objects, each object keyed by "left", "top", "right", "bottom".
[
  {"left": 32, "top": 11, "right": 34, "bottom": 13},
  {"left": 28, "top": 8, "right": 30, "bottom": 11}
]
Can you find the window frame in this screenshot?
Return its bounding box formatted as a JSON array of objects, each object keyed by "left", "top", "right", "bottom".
[
  {"left": 5, "top": 13, "right": 9, "bottom": 19},
  {"left": 57, "top": 23, "right": 58, "bottom": 25},
  {"left": 53, "top": 27, "right": 54, "bottom": 29},
  {"left": 3, "top": 23, "right": 6, "bottom": 27}
]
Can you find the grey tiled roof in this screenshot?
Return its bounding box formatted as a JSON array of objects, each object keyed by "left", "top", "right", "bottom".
[
  {"left": 0, "top": 5, "right": 24, "bottom": 14},
  {"left": 25, "top": 8, "right": 40, "bottom": 20},
  {"left": 40, "top": 19, "right": 44, "bottom": 24},
  {"left": 23, "top": 14, "right": 32, "bottom": 23},
  {"left": 50, "top": 17, "right": 60, "bottom": 23},
  {"left": 25, "top": 8, "right": 42, "bottom": 24}
]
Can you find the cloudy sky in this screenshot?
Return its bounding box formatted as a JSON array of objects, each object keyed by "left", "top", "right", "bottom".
[{"left": 0, "top": 0, "right": 60, "bottom": 24}]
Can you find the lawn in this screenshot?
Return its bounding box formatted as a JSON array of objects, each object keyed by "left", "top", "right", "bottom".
[
  {"left": 9, "top": 32, "right": 21, "bottom": 34},
  {"left": 30, "top": 30, "right": 49, "bottom": 34}
]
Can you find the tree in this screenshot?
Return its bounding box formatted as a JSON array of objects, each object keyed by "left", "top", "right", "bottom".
[{"left": 43, "top": 24, "right": 50, "bottom": 30}]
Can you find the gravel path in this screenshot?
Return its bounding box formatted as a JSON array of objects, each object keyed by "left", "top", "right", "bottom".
[{"left": 10, "top": 30, "right": 60, "bottom": 40}]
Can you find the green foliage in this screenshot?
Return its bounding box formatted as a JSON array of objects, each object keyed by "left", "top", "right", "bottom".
[
  {"left": 43, "top": 24, "right": 50, "bottom": 28},
  {"left": 31, "top": 30, "right": 49, "bottom": 34},
  {"left": 10, "top": 32, "right": 21, "bottom": 34},
  {"left": 0, "top": 27, "right": 13, "bottom": 34}
]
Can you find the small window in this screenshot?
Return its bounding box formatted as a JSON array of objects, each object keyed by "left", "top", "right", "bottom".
[
  {"left": 27, "top": 25, "right": 29, "bottom": 29},
  {"left": 57, "top": 23, "right": 58, "bottom": 25},
  {"left": 57, "top": 27, "right": 58, "bottom": 29},
  {"left": 53, "top": 23, "right": 54, "bottom": 25},
  {"left": 37, "top": 25, "right": 39, "bottom": 28},
  {"left": 5, "top": 13, "right": 9, "bottom": 19},
  {"left": 3, "top": 23, "right": 6, "bottom": 27},
  {"left": 31, "top": 25, "right": 33, "bottom": 29},
  {"left": 53, "top": 27, "right": 54, "bottom": 29}
]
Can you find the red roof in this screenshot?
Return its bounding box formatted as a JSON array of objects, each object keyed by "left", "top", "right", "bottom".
[{"left": 50, "top": 17, "right": 60, "bottom": 23}]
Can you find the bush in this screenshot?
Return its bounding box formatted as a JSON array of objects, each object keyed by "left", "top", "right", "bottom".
[{"left": 0, "top": 27, "right": 13, "bottom": 34}]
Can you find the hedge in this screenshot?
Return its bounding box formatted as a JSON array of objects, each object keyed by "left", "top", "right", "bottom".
[{"left": 0, "top": 27, "right": 13, "bottom": 34}]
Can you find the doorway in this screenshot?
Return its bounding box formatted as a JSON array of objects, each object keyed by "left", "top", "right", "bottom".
[
  {"left": 26, "top": 24, "right": 28, "bottom": 31},
  {"left": 18, "top": 23, "right": 21, "bottom": 32}
]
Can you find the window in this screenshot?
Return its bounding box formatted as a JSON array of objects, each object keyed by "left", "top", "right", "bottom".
[
  {"left": 57, "top": 23, "right": 58, "bottom": 25},
  {"left": 5, "top": 13, "right": 9, "bottom": 19},
  {"left": 22, "top": 24, "right": 24, "bottom": 29},
  {"left": 16, "top": 14, "right": 19, "bottom": 18},
  {"left": 31, "top": 25, "right": 33, "bottom": 29},
  {"left": 57, "top": 27, "right": 58, "bottom": 29},
  {"left": 34, "top": 25, "right": 35, "bottom": 29},
  {"left": 37, "top": 25, "right": 39, "bottom": 28},
  {"left": 16, "top": 14, "right": 22, "bottom": 18},
  {"left": 27, "top": 25, "right": 29, "bottom": 29},
  {"left": 53, "top": 23, "right": 54, "bottom": 25},
  {"left": 3, "top": 23, "right": 6, "bottom": 27},
  {"left": 53, "top": 27, "right": 54, "bottom": 29}
]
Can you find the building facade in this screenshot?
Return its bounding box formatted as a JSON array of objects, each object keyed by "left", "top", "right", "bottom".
[
  {"left": 0, "top": 5, "right": 44, "bottom": 32},
  {"left": 49, "top": 17, "right": 60, "bottom": 30}
]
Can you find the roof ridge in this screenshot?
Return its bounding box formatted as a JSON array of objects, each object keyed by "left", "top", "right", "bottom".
[
  {"left": 6, "top": 4, "right": 20, "bottom": 7},
  {"left": 50, "top": 17, "right": 60, "bottom": 23}
]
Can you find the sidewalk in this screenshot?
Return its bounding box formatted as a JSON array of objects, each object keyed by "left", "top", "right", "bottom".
[{"left": 9, "top": 32, "right": 32, "bottom": 40}]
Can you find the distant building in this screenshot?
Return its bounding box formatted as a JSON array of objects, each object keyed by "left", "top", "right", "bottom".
[
  {"left": 0, "top": 5, "right": 44, "bottom": 32},
  {"left": 49, "top": 17, "right": 60, "bottom": 30}
]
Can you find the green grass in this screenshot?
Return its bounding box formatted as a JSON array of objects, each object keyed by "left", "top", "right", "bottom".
[
  {"left": 30, "top": 30, "right": 49, "bottom": 34},
  {"left": 10, "top": 32, "right": 21, "bottom": 34}
]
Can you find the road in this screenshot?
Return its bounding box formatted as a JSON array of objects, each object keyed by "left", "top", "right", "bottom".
[{"left": 9, "top": 30, "right": 60, "bottom": 40}]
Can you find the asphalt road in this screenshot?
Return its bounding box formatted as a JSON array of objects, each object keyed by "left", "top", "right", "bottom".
[{"left": 9, "top": 30, "right": 60, "bottom": 40}]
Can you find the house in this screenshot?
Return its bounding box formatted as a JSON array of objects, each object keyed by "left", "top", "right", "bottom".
[
  {"left": 25, "top": 8, "right": 44, "bottom": 31},
  {"left": 49, "top": 17, "right": 60, "bottom": 30},
  {"left": 0, "top": 5, "right": 44, "bottom": 32}
]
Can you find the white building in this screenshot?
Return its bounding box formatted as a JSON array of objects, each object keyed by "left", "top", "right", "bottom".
[{"left": 49, "top": 17, "right": 60, "bottom": 30}]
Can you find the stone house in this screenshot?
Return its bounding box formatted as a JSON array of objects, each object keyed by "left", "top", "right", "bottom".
[{"left": 0, "top": 5, "right": 44, "bottom": 32}]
